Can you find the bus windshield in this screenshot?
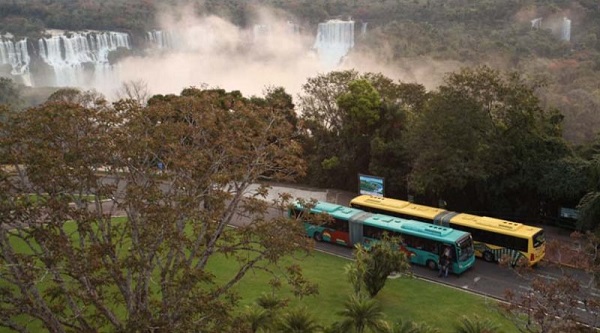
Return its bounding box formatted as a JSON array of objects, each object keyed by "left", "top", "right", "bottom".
[
  {"left": 533, "top": 230, "right": 545, "bottom": 248},
  {"left": 456, "top": 235, "right": 474, "bottom": 261}
]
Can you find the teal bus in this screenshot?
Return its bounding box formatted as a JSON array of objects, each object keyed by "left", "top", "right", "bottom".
[{"left": 291, "top": 201, "right": 476, "bottom": 275}]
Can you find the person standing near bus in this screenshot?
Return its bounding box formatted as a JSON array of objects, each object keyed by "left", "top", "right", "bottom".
[{"left": 439, "top": 245, "right": 452, "bottom": 278}]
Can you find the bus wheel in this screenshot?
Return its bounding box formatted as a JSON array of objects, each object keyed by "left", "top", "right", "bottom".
[
  {"left": 483, "top": 251, "right": 495, "bottom": 262},
  {"left": 426, "top": 259, "right": 437, "bottom": 270},
  {"left": 313, "top": 232, "right": 323, "bottom": 242}
]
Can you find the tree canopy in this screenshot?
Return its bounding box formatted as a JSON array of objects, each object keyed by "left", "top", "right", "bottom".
[{"left": 0, "top": 87, "right": 312, "bottom": 332}]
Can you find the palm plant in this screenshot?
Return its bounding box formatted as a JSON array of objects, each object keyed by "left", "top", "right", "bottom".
[
  {"left": 275, "top": 307, "right": 322, "bottom": 333},
  {"left": 335, "top": 294, "right": 388, "bottom": 333},
  {"left": 453, "top": 315, "right": 501, "bottom": 333},
  {"left": 240, "top": 306, "right": 271, "bottom": 333}
]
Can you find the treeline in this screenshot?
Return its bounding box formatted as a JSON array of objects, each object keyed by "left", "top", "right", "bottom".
[
  {"left": 2, "top": 64, "right": 600, "bottom": 232},
  {"left": 294, "top": 67, "right": 599, "bottom": 231}
]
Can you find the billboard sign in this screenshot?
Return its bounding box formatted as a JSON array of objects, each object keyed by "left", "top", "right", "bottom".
[{"left": 358, "top": 174, "right": 384, "bottom": 197}]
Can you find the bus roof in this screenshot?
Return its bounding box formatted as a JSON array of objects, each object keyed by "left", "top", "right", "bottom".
[
  {"left": 295, "top": 200, "right": 363, "bottom": 220},
  {"left": 351, "top": 195, "right": 544, "bottom": 237},
  {"left": 363, "top": 213, "right": 468, "bottom": 243},
  {"left": 451, "top": 213, "right": 543, "bottom": 237},
  {"left": 351, "top": 195, "right": 443, "bottom": 219}
]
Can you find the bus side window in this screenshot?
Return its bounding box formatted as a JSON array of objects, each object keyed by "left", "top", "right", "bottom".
[
  {"left": 330, "top": 217, "right": 349, "bottom": 232},
  {"left": 413, "top": 238, "right": 424, "bottom": 250},
  {"left": 422, "top": 238, "right": 436, "bottom": 253},
  {"left": 363, "top": 225, "right": 382, "bottom": 239}
]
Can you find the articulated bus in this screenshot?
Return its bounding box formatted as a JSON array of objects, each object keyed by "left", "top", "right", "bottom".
[
  {"left": 291, "top": 201, "right": 476, "bottom": 275},
  {"left": 350, "top": 195, "right": 546, "bottom": 266}
]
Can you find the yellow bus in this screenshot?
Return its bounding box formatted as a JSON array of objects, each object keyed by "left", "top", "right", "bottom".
[{"left": 350, "top": 195, "right": 546, "bottom": 266}]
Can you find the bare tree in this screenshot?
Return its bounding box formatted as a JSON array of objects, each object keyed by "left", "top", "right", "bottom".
[
  {"left": 501, "top": 232, "right": 600, "bottom": 332},
  {"left": 115, "top": 79, "right": 151, "bottom": 106}
]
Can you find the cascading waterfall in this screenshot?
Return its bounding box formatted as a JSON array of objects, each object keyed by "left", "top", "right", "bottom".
[
  {"left": 38, "top": 31, "right": 130, "bottom": 88},
  {"left": 561, "top": 17, "right": 571, "bottom": 42},
  {"left": 0, "top": 36, "right": 32, "bottom": 85},
  {"left": 2, "top": 20, "right": 352, "bottom": 95},
  {"left": 361, "top": 22, "right": 368, "bottom": 36},
  {"left": 147, "top": 29, "right": 215, "bottom": 51},
  {"left": 147, "top": 30, "right": 174, "bottom": 49},
  {"left": 313, "top": 19, "right": 355, "bottom": 69}
]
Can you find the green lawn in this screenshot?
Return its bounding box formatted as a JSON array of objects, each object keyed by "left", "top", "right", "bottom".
[
  {"left": 212, "top": 250, "right": 516, "bottom": 332},
  {"left": 1, "top": 223, "right": 518, "bottom": 332}
]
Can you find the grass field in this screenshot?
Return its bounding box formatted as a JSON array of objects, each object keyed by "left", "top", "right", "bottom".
[
  {"left": 211, "top": 250, "right": 517, "bottom": 332},
  {"left": 1, "top": 223, "right": 518, "bottom": 332}
]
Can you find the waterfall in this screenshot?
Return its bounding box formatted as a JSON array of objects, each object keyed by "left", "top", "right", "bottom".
[
  {"left": 147, "top": 30, "right": 174, "bottom": 49},
  {"left": 561, "top": 17, "right": 571, "bottom": 42},
  {"left": 38, "top": 31, "right": 130, "bottom": 87},
  {"left": 313, "top": 19, "right": 355, "bottom": 69},
  {"left": 0, "top": 36, "right": 32, "bottom": 85},
  {"left": 361, "top": 22, "right": 368, "bottom": 36},
  {"left": 146, "top": 29, "right": 218, "bottom": 51}
]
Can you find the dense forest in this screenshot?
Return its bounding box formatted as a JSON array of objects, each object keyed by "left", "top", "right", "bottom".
[{"left": 2, "top": 0, "right": 600, "bottom": 229}]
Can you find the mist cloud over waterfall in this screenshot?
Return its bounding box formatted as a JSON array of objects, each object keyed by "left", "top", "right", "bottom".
[
  {"left": 121, "top": 13, "right": 325, "bottom": 99},
  {"left": 0, "top": 6, "right": 459, "bottom": 101}
]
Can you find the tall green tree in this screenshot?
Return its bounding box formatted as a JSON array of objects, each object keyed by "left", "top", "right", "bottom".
[
  {"left": 337, "top": 79, "right": 382, "bottom": 136},
  {"left": 574, "top": 135, "right": 600, "bottom": 231},
  {"left": 298, "top": 70, "right": 363, "bottom": 190},
  {"left": 368, "top": 82, "right": 427, "bottom": 199},
  {"left": 347, "top": 235, "right": 410, "bottom": 298},
  {"left": 405, "top": 65, "right": 570, "bottom": 214},
  {"left": 0, "top": 87, "right": 312, "bottom": 332},
  {"left": 298, "top": 71, "right": 418, "bottom": 195},
  {"left": 577, "top": 182, "right": 600, "bottom": 232}
]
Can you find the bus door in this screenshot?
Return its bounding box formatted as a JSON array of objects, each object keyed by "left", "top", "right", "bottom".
[
  {"left": 434, "top": 211, "right": 458, "bottom": 227},
  {"left": 348, "top": 212, "right": 371, "bottom": 246}
]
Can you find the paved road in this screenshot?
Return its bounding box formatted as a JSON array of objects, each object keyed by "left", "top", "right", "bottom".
[
  {"left": 254, "top": 183, "right": 599, "bottom": 327},
  {"left": 97, "top": 178, "right": 598, "bottom": 327}
]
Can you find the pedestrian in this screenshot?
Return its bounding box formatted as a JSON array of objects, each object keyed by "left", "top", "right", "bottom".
[
  {"left": 438, "top": 255, "right": 447, "bottom": 277},
  {"left": 438, "top": 245, "right": 452, "bottom": 278}
]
